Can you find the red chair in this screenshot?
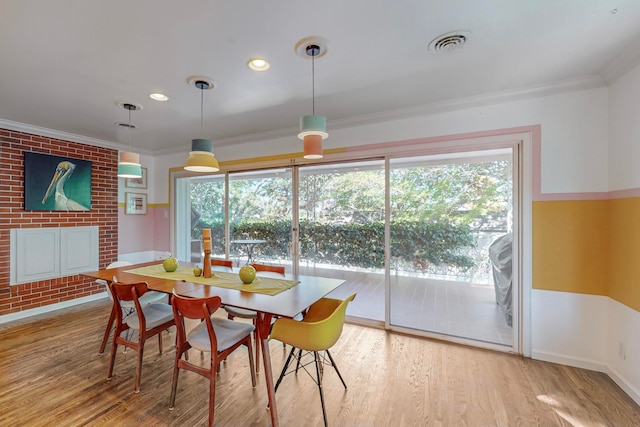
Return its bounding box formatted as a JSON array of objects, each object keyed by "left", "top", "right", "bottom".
[
  {"left": 210, "top": 258, "right": 233, "bottom": 271},
  {"left": 224, "top": 263, "right": 286, "bottom": 372},
  {"left": 107, "top": 281, "right": 174, "bottom": 393},
  {"left": 97, "top": 261, "right": 166, "bottom": 353},
  {"left": 169, "top": 293, "right": 256, "bottom": 427}
]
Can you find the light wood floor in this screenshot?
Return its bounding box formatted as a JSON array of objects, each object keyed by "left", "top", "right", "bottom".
[{"left": 1, "top": 299, "right": 639, "bottom": 427}]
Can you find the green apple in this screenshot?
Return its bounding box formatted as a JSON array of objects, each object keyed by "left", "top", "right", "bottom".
[
  {"left": 193, "top": 266, "right": 203, "bottom": 277},
  {"left": 239, "top": 265, "right": 256, "bottom": 284},
  {"left": 162, "top": 256, "right": 179, "bottom": 272}
]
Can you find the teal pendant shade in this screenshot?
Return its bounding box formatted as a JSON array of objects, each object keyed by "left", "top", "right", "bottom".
[
  {"left": 117, "top": 162, "right": 142, "bottom": 179},
  {"left": 298, "top": 115, "right": 328, "bottom": 139},
  {"left": 191, "top": 138, "right": 213, "bottom": 152},
  {"left": 184, "top": 77, "right": 220, "bottom": 173}
]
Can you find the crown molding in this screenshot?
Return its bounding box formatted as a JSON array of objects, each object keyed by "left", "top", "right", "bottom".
[
  {"left": 601, "top": 39, "right": 640, "bottom": 85},
  {"left": 205, "top": 74, "right": 605, "bottom": 150},
  {"left": 0, "top": 118, "right": 153, "bottom": 155}
]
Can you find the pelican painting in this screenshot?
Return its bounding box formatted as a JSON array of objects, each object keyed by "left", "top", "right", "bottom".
[
  {"left": 41, "top": 161, "right": 90, "bottom": 211},
  {"left": 24, "top": 152, "right": 92, "bottom": 211}
]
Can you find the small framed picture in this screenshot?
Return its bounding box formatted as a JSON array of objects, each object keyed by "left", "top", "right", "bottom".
[
  {"left": 125, "top": 167, "right": 147, "bottom": 189},
  {"left": 125, "top": 192, "right": 147, "bottom": 215}
]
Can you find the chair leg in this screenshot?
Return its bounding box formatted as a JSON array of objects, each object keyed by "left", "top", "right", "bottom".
[
  {"left": 208, "top": 361, "right": 217, "bottom": 427},
  {"left": 134, "top": 341, "right": 144, "bottom": 393},
  {"left": 99, "top": 305, "right": 117, "bottom": 354},
  {"left": 107, "top": 336, "right": 118, "bottom": 380},
  {"left": 158, "top": 332, "right": 164, "bottom": 354},
  {"left": 314, "top": 351, "right": 328, "bottom": 427},
  {"left": 246, "top": 336, "right": 257, "bottom": 387},
  {"left": 169, "top": 354, "right": 181, "bottom": 410},
  {"left": 295, "top": 348, "right": 303, "bottom": 373},
  {"left": 326, "top": 350, "right": 347, "bottom": 389},
  {"left": 274, "top": 346, "right": 297, "bottom": 393},
  {"left": 253, "top": 319, "right": 260, "bottom": 374}
]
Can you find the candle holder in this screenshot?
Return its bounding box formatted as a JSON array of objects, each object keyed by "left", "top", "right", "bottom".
[{"left": 203, "top": 245, "right": 211, "bottom": 278}]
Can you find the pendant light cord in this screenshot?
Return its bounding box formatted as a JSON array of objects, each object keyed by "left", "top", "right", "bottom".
[
  {"left": 128, "top": 107, "right": 132, "bottom": 150},
  {"left": 311, "top": 52, "right": 315, "bottom": 115},
  {"left": 200, "top": 85, "right": 204, "bottom": 138}
]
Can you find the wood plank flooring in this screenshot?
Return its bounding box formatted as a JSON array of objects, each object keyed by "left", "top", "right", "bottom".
[{"left": 1, "top": 299, "right": 639, "bottom": 426}]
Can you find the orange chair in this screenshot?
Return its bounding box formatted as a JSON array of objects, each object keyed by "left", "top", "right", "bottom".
[
  {"left": 169, "top": 293, "right": 256, "bottom": 427},
  {"left": 97, "top": 261, "right": 167, "bottom": 353},
  {"left": 249, "top": 262, "right": 285, "bottom": 276},
  {"left": 224, "top": 263, "right": 286, "bottom": 372},
  {"left": 210, "top": 258, "right": 233, "bottom": 271},
  {"left": 107, "top": 281, "right": 175, "bottom": 393},
  {"left": 270, "top": 293, "right": 356, "bottom": 427}
]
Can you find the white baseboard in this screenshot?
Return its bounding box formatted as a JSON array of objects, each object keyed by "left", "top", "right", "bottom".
[
  {"left": 0, "top": 292, "right": 108, "bottom": 325},
  {"left": 532, "top": 350, "right": 607, "bottom": 372},
  {"left": 533, "top": 350, "right": 640, "bottom": 406},
  {"left": 606, "top": 365, "right": 640, "bottom": 406}
]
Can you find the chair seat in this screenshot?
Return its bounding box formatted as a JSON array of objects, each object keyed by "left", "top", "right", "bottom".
[
  {"left": 224, "top": 306, "right": 257, "bottom": 319},
  {"left": 188, "top": 317, "right": 255, "bottom": 352},
  {"left": 126, "top": 303, "right": 174, "bottom": 330}
]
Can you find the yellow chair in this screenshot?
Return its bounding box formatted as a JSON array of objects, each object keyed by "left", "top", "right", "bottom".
[{"left": 269, "top": 293, "right": 356, "bottom": 427}]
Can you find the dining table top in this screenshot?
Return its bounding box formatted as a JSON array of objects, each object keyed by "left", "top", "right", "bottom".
[{"left": 83, "top": 260, "right": 345, "bottom": 319}]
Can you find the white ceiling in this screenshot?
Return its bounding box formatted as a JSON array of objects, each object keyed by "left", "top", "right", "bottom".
[{"left": 2, "top": 0, "right": 640, "bottom": 156}]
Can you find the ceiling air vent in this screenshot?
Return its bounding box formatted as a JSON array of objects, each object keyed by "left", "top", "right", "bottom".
[
  {"left": 115, "top": 122, "right": 137, "bottom": 129},
  {"left": 428, "top": 31, "right": 471, "bottom": 53}
]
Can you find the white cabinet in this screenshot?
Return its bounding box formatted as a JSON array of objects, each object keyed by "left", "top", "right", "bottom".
[{"left": 10, "top": 226, "right": 99, "bottom": 285}]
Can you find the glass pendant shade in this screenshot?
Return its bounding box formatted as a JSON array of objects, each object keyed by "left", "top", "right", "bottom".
[
  {"left": 117, "top": 151, "right": 142, "bottom": 178},
  {"left": 184, "top": 138, "right": 219, "bottom": 172},
  {"left": 303, "top": 134, "right": 323, "bottom": 159},
  {"left": 298, "top": 115, "right": 327, "bottom": 159},
  {"left": 298, "top": 115, "right": 328, "bottom": 139}
]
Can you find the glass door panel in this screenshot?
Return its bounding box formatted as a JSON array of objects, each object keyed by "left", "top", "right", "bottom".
[
  {"left": 175, "top": 174, "right": 226, "bottom": 263},
  {"left": 228, "top": 169, "right": 293, "bottom": 271},
  {"left": 298, "top": 160, "right": 385, "bottom": 321},
  {"left": 389, "top": 150, "right": 514, "bottom": 346}
]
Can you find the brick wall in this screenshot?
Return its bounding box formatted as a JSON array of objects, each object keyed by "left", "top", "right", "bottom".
[{"left": 0, "top": 128, "right": 118, "bottom": 316}]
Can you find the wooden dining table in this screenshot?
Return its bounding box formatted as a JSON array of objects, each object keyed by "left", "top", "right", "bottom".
[{"left": 82, "top": 260, "right": 345, "bottom": 427}]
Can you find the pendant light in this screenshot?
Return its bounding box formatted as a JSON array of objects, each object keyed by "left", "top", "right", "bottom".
[
  {"left": 297, "top": 40, "right": 328, "bottom": 159},
  {"left": 117, "top": 103, "right": 143, "bottom": 178},
  {"left": 184, "top": 76, "right": 219, "bottom": 172}
]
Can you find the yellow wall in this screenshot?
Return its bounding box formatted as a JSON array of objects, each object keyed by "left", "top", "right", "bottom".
[
  {"left": 533, "top": 200, "right": 609, "bottom": 296},
  {"left": 533, "top": 197, "right": 640, "bottom": 312},
  {"left": 608, "top": 197, "right": 640, "bottom": 312}
]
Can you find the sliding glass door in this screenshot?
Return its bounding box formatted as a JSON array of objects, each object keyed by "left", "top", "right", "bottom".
[
  {"left": 388, "top": 149, "right": 515, "bottom": 346},
  {"left": 174, "top": 144, "right": 519, "bottom": 348},
  {"left": 298, "top": 160, "right": 385, "bottom": 321}
]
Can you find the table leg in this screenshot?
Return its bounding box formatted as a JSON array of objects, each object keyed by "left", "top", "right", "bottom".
[
  {"left": 246, "top": 244, "right": 255, "bottom": 264},
  {"left": 257, "top": 311, "right": 278, "bottom": 427}
]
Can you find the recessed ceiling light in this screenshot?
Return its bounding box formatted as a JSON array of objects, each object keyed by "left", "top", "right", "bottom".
[
  {"left": 149, "top": 93, "right": 169, "bottom": 101},
  {"left": 247, "top": 58, "right": 270, "bottom": 71}
]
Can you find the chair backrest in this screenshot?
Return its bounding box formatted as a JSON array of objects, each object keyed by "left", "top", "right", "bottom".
[
  {"left": 171, "top": 293, "right": 222, "bottom": 352},
  {"left": 211, "top": 258, "right": 233, "bottom": 270},
  {"left": 99, "top": 261, "right": 133, "bottom": 300},
  {"left": 106, "top": 260, "right": 133, "bottom": 269},
  {"left": 271, "top": 293, "right": 356, "bottom": 351},
  {"left": 250, "top": 263, "right": 285, "bottom": 276},
  {"left": 109, "top": 281, "right": 151, "bottom": 329}
]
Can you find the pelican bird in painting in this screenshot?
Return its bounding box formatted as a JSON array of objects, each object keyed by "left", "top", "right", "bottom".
[{"left": 41, "top": 161, "right": 90, "bottom": 211}]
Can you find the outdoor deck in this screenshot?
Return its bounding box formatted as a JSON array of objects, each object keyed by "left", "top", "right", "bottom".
[{"left": 298, "top": 264, "right": 513, "bottom": 346}]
